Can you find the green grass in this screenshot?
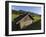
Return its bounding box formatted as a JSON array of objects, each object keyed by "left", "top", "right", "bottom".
[
  {"left": 12, "top": 14, "right": 41, "bottom": 23},
  {"left": 12, "top": 14, "right": 20, "bottom": 21},
  {"left": 32, "top": 15, "right": 41, "bottom": 22}
]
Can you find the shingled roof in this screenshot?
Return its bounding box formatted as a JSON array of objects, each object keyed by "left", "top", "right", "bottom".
[{"left": 14, "top": 13, "right": 34, "bottom": 23}]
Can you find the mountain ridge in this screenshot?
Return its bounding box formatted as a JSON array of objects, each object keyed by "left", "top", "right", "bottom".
[{"left": 12, "top": 10, "right": 41, "bottom": 16}]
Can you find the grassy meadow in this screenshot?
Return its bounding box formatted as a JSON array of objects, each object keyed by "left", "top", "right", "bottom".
[{"left": 12, "top": 10, "right": 41, "bottom": 30}]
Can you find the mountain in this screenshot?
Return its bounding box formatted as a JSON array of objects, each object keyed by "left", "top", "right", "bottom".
[{"left": 12, "top": 10, "right": 41, "bottom": 16}]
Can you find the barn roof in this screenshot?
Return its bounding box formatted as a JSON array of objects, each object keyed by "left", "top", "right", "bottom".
[{"left": 14, "top": 13, "right": 34, "bottom": 23}]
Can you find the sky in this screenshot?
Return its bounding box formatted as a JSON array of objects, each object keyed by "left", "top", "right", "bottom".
[{"left": 12, "top": 5, "right": 41, "bottom": 15}]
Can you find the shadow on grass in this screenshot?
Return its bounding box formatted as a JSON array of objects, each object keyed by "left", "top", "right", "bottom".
[{"left": 27, "top": 19, "right": 41, "bottom": 30}]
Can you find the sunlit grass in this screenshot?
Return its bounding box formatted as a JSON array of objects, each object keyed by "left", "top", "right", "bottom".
[
  {"left": 32, "top": 16, "right": 41, "bottom": 22},
  {"left": 12, "top": 14, "right": 41, "bottom": 23},
  {"left": 12, "top": 14, "right": 19, "bottom": 21}
]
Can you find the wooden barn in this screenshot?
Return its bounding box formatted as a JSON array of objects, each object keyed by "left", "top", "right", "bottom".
[{"left": 12, "top": 13, "right": 34, "bottom": 31}]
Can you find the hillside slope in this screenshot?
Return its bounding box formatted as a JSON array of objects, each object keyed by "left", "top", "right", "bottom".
[{"left": 12, "top": 10, "right": 41, "bottom": 30}]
